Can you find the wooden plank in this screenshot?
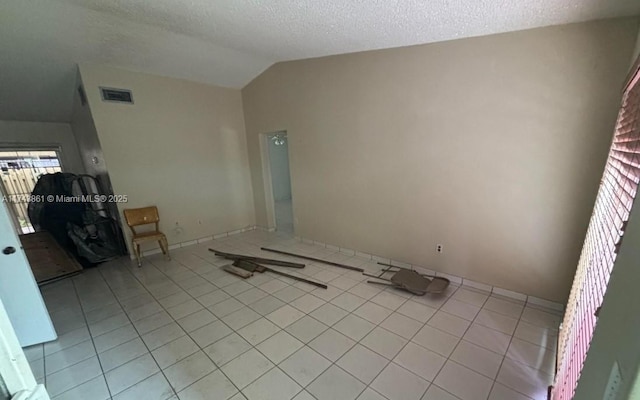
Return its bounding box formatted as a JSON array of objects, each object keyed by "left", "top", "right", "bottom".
[{"left": 19, "top": 232, "right": 82, "bottom": 285}]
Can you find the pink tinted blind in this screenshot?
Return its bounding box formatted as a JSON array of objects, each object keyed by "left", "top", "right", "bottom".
[{"left": 552, "top": 64, "right": 640, "bottom": 400}]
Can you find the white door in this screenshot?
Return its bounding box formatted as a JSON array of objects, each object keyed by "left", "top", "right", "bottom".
[{"left": 0, "top": 200, "right": 56, "bottom": 346}]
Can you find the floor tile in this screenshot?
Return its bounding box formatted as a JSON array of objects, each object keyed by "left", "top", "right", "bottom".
[
  {"left": 310, "top": 285, "right": 343, "bottom": 301},
  {"left": 152, "top": 335, "right": 200, "bottom": 369},
  {"left": 357, "top": 388, "right": 388, "bottom": 400},
  {"left": 337, "top": 344, "right": 389, "bottom": 384},
  {"left": 164, "top": 351, "right": 217, "bottom": 392},
  {"left": 380, "top": 312, "right": 423, "bottom": 339},
  {"left": 280, "top": 346, "right": 332, "bottom": 386},
  {"left": 237, "top": 318, "right": 281, "bottom": 345},
  {"left": 307, "top": 365, "right": 366, "bottom": 400},
  {"left": 112, "top": 372, "right": 175, "bottom": 400},
  {"left": 474, "top": 309, "right": 518, "bottom": 335},
  {"left": 98, "top": 338, "right": 148, "bottom": 372},
  {"left": 266, "top": 305, "right": 305, "bottom": 328},
  {"left": 142, "top": 322, "right": 186, "bottom": 350},
  {"left": 105, "top": 353, "right": 159, "bottom": 395},
  {"left": 133, "top": 311, "right": 174, "bottom": 335},
  {"left": 221, "top": 348, "right": 274, "bottom": 389},
  {"left": 421, "top": 385, "right": 460, "bottom": 400},
  {"left": 290, "top": 293, "right": 326, "bottom": 313},
  {"left": 89, "top": 313, "right": 130, "bottom": 337},
  {"left": 259, "top": 279, "right": 289, "bottom": 294},
  {"left": 394, "top": 342, "right": 446, "bottom": 382},
  {"left": 434, "top": 361, "right": 493, "bottom": 400},
  {"left": 241, "top": 367, "right": 302, "bottom": 400},
  {"left": 45, "top": 340, "right": 96, "bottom": 375},
  {"left": 256, "top": 330, "right": 304, "bottom": 364},
  {"left": 412, "top": 325, "right": 459, "bottom": 357},
  {"left": 483, "top": 297, "right": 524, "bottom": 319},
  {"left": 520, "top": 307, "right": 561, "bottom": 329},
  {"left": 222, "top": 307, "right": 262, "bottom": 330},
  {"left": 353, "top": 301, "right": 393, "bottom": 324},
  {"left": 370, "top": 291, "right": 407, "bottom": 310},
  {"left": 309, "top": 329, "right": 356, "bottom": 362},
  {"left": 488, "top": 383, "right": 531, "bottom": 400},
  {"left": 190, "top": 320, "right": 233, "bottom": 348},
  {"left": 505, "top": 338, "right": 555, "bottom": 374},
  {"left": 334, "top": 314, "right": 376, "bottom": 341},
  {"left": 450, "top": 340, "right": 503, "bottom": 379},
  {"left": 331, "top": 292, "right": 367, "bottom": 312},
  {"left": 249, "top": 296, "right": 286, "bottom": 315},
  {"left": 235, "top": 288, "right": 269, "bottom": 305},
  {"left": 94, "top": 324, "right": 139, "bottom": 353},
  {"left": 285, "top": 315, "right": 329, "bottom": 343},
  {"left": 496, "top": 358, "right": 552, "bottom": 400},
  {"left": 46, "top": 356, "right": 103, "bottom": 397},
  {"left": 197, "top": 290, "right": 231, "bottom": 307},
  {"left": 209, "top": 298, "right": 245, "bottom": 318},
  {"left": 292, "top": 391, "right": 316, "bottom": 400},
  {"left": 44, "top": 326, "right": 91, "bottom": 356},
  {"left": 463, "top": 324, "right": 511, "bottom": 355},
  {"left": 52, "top": 375, "right": 110, "bottom": 400},
  {"left": 371, "top": 362, "right": 430, "bottom": 400},
  {"left": 348, "top": 283, "right": 383, "bottom": 300},
  {"left": 440, "top": 299, "right": 480, "bottom": 321},
  {"left": 177, "top": 370, "right": 238, "bottom": 400},
  {"left": 361, "top": 327, "right": 407, "bottom": 360},
  {"left": 158, "top": 291, "right": 192, "bottom": 309},
  {"left": 427, "top": 311, "right": 471, "bottom": 337},
  {"left": 310, "top": 303, "right": 349, "bottom": 326},
  {"left": 452, "top": 288, "right": 489, "bottom": 307},
  {"left": 177, "top": 309, "right": 217, "bottom": 333},
  {"left": 167, "top": 299, "right": 204, "bottom": 320},
  {"left": 397, "top": 301, "right": 436, "bottom": 323},
  {"left": 204, "top": 332, "right": 251, "bottom": 366},
  {"left": 222, "top": 281, "right": 254, "bottom": 296},
  {"left": 273, "top": 286, "right": 306, "bottom": 302},
  {"left": 127, "top": 301, "right": 165, "bottom": 321},
  {"left": 513, "top": 320, "right": 558, "bottom": 350},
  {"left": 83, "top": 303, "right": 123, "bottom": 325}
]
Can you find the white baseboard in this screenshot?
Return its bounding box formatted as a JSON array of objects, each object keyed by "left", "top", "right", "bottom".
[{"left": 292, "top": 235, "right": 565, "bottom": 311}]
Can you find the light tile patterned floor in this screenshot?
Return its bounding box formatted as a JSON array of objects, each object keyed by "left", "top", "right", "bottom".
[{"left": 24, "top": 230, "right": 561, "bottom": 400}]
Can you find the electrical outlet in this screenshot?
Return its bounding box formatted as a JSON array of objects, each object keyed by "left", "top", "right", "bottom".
[
  {"left": 174, "top": 222, "right": 184, "bottom": 235},
  {"left": 436, "top": 244, "right": 443, "bottom": 253}
]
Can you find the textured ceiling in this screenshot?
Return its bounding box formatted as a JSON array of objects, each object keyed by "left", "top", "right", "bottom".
[{"left": 1, "top": 0, "right": 639, "bottom": 122}]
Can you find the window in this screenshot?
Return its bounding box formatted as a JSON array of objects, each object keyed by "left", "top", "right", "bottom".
[
  {"left": 0, "top": 149, "right": 63, "bottom": 234},
  {"left": 552, "top": 63, "right": 640, "bottom": 399}
]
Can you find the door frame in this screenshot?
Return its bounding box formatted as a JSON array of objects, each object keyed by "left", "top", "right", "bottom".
[{"left": 259, "top": 131, "right": 293, "bottom": 232}]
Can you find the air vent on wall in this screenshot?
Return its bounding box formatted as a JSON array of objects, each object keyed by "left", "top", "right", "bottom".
[{"left": 100, "top": 87, "right": 134, "bottom": 104}]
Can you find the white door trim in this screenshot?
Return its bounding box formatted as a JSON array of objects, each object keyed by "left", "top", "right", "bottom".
[{"left": 0, "top": 297, "right": 49, "bottom": 399}]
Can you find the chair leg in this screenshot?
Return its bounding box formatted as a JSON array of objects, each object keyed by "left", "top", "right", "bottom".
[
  {"left": 159, "top": 237, "right": 171, "bottom": 260},
  {"left": 133, "top": 242, "right": 142, "bottom": 267}
]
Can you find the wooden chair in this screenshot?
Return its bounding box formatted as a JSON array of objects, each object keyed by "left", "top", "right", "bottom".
[{"left": 123, "top": 206, "right": 170, "bottom": 267}]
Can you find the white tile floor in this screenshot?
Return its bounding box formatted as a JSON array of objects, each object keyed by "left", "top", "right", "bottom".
[{"left": 25, "top": 230, "right": 561, "bottom": 400}]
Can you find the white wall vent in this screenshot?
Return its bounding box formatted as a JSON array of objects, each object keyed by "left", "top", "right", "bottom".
[{"left": 99, "top": 87, "right": 133, "bottom": 104}]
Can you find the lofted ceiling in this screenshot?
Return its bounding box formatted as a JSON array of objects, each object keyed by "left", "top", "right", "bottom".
[{"left": 1, "top": 0, "right": 639, "bottom": 123}]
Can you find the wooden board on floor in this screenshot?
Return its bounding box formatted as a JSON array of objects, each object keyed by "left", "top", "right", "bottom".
[{"left": 19, "top": 231, "right": 83, "bottom": 285}]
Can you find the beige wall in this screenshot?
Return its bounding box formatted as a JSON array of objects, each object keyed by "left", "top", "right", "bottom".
[
  {"left": 79, "top": 64, "right": 255, "bottom": 250},
  {"left": 242, "top": 18, "right": 639, "bottom": 302},
  {"left": 0, "top": 120, "right": 84, "bottom": 173}
]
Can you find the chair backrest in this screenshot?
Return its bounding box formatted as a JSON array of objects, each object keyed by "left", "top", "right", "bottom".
[{"left": 123, "top": 206, "right": 160, "bottom": 234}]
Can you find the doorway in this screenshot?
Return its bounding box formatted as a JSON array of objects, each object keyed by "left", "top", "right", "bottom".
[
  {"left": 265, "top": 132, "right": 294, "bottom": 233},
  {"left": 0, "top": 149, "right": 63, "bottom": 234}
]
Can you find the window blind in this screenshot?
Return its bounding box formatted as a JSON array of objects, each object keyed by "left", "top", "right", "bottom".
[{"left": 552, "top": 63, "right": 640, "bottom": 400}]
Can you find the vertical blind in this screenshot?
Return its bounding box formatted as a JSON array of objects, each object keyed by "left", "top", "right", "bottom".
[{"left": 552, "top": 63, "right": 640, "bottom": 400}]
